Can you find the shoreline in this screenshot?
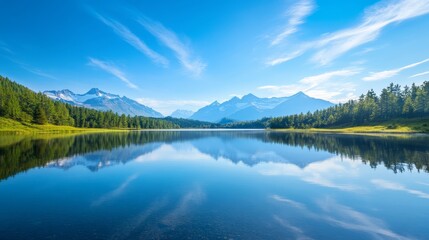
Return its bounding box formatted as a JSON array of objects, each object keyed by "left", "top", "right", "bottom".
[
  {"left": 267, "top": 127, "right": 424, "bottom": 135},
  {"left": 1, "top": 116, "right": 427, "bottom": 136}
]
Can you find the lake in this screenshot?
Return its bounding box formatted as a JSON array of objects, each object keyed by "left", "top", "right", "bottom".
[{"left": 1, "top": 130, "right": 428, "bottom": 240}]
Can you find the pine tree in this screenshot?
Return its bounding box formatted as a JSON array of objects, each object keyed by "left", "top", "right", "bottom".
[{"left": 34, "top": 105, "right": 48, "bottom": 124}]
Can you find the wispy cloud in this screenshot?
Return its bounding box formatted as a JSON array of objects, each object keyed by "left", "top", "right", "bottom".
[
  {"left": 417, "top": 181, "right": 429, "bottom": 187},
  {"left": 88, "top": 57, "right": 138, "bottom": 89},
  {"left": 110, "top": 197, "right": 168, "bottom": 240},
  {"left": 363, "top": 58, "right": 429, "bottom": 81},
  {"left": 7, "top": 56, "right": 57, "bottom": 80},
  {"left": 269, "top": 0, "right": 429, "bottom": 66},
  {"left": 270, "top": 195, "right": 306, "bottom": 209},
  {"left": 138, "top": 17, "right": 206, "bottom": 76},
  {"left": 271, "top": 0, "right": 315, "bottom": 46},
  {"left": 318, "top": 198, "right": 412, "bottom": 240},
  {"left": 0, "top": 41, "right": 13, "bottom": 54},
  {"left": 161, "top": 185, "right": 205, "bottom": 227},
  {"left": 312, "top": 0, "right": 429, "bottom": 65},
  {"left": 91, "top": 11, "right": 168, "bottom": 66},
  {"left": 92, "top": 174, "right": 139, "bottom": 207},
  {"left": 20, "top": 66, "right": 57, "bottom": 80},
  {"left": 300, "top": 69, "right": 359, "bottom": 87},
  {"left": 372, "top": 179, "right": 429, "bottom": 199},
  {"left": 271, "top": 195, "right": 413, "bottom": 240},
  {"left": 409, "top": 70, "right": 429, "bottom": 78},
  {"left": 273, "top": 215, "right": 314, "bottom": 240},
  {"left": 136, "top": 98, "right": 210, "bottom": 115},
  {"left": 258, "top": 69, "right": 359, "bottom": 102},
  {"left": 266, "top": 49, "right": 306, "bottom": 66}
]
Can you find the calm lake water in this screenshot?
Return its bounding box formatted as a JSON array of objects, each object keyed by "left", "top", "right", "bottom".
[{"left": 1, "top": 130, "right": 429, "bottom": 240}]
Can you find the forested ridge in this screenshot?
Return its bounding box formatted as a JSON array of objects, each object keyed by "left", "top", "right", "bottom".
[
  {"left": 0, "top": 76, "right": 178, "bottom": 129},
  {"left": 269, "top": 81, "right": 429, "bottom": 129}
]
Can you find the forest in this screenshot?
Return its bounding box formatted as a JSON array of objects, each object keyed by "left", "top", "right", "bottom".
[
  {"left": 0, "top": 76, "right": 178, "bottom": 129},
  {"left": 2, "top": 75, "right": 429, "bottom": 130},
  {"left": 269, "top": 81, "right": 429, "bottom": 129}
]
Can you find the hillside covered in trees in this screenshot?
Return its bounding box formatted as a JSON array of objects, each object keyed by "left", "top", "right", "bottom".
[
  {"left": 0, "top": 76, "right": 177, "bottom": 129},
  {"left": 269, "top": 81, "right": 429, "bottom": 129}
]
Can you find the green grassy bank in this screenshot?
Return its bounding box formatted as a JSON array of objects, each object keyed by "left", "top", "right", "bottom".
[{"left": 270, "top": 117, "right": 429, "bottom": 134}]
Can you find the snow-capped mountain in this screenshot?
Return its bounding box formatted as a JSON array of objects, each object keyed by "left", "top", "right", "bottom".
[
  {"left": 44, "top": 88, "right": 163, "bottom": 117},
  {"left": 170, "top": 109, "right": 194, "bottom": 119},
  {"left": 190, "top": 92, "right": 334, "bottom": 122}
]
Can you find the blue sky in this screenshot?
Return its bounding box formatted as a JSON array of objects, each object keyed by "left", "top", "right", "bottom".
[{"left": 1, "top": 0, "right": 429, "bottom": 115}]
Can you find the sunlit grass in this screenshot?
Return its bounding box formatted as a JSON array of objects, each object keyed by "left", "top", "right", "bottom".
[
  {"left": 0, "top": 117, "right": 128, "bottom": 135},
  {"left": 271, "top": 117, "right": 429, "bottom": 134}
]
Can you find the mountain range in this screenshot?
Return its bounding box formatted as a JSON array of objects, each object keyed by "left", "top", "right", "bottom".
[
  {"left": 44, "top": 88, "right": 333, "bottom": 122},
  {"left": 44, "top": 88, "right": 163, "bottom": 117},
  {"left": 189, "top": 92, "right": 334, "bottom": 122}
]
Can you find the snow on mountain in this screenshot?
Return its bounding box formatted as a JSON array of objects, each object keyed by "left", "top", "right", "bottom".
[
  {"left": 190, "top": 92, "right": 334, "bottom": 122},
  {"left": 44, "top": 88, "right": 163, "bottom": 117}
]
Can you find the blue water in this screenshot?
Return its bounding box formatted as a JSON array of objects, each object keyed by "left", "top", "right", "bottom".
[{"left": 0, "top": 131, "right": 428, "bottom": 239}]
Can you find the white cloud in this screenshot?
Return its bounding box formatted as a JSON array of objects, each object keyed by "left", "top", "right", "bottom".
[
  {"left": 88, "top": 57, "right": 138, "bottom": 89},
  {"left": 138, "top": 17, "right": 206, "bottom": 76},
  {"left": 318, "top": 198, "right": 412, "bottom": 240},
  {"left": 255, "top": 156, "right": 362, "bottom": 191},
  {"left": 20, "top": 65, "right": 57, "bottom": 80},
  {"left": 92, "top": 12, "right": 168, "bottom": 66},
  {"left": 372, "top": 179, "right": 429, "bottom": 199},
  {"left": 134, "top": 144, "right": 213, "bottom": 163},
  {"left": 273, "top": 215, "right": 314, "bottom": 240},
  {"left": 312, "top": 0, "right": 429, "bottom": 65},
  {"left": 270, "top": 195, "right": 306, "bottom": 209},
  {"left": 7, "top": 57, "right": 57, "bottom": 80},
  {"left": 92, "top": 174, "right": 139, "bottom": 207},
  {"left": 270, "top": 0, "right": 429, "bottom": 66},
  {"left": 266, "top": 49, "right": 306, "bottom": 66},
  {"left": 162, "top": 185, "right": 205, "bottom": 227},
  {"left": 271, "top": 0, "right": 315, "bottom": 46},
  {"left": 409, "top": 70, "right": 429, "bottom": 78},
  {"left": 257, "top": 69, "right": 359, "bottom": 102},
  {"left": 363, "top": 58, "right": 429, "bottom": 81},
  {"left": 136, "top": 98, "right": 210, "bottom": 115},
  {"left": 300, "top": 69, "right": 359, "bottom": 86},
  {"left": 270, "top": 195, "right": 412, "bottom": 240}
]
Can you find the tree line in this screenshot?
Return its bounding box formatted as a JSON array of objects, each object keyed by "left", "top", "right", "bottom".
[
  {"left": 269, "top": 81, "right": 429, "bottom": 129},
  {"left": 0, "top": 76, "right": 178, "bottom": 129}
]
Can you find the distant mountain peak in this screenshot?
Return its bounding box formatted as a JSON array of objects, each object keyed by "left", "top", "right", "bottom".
[
  {"left": 210, "top": 100, "right": 220, "bottom": 106},
  {"left": 225, "top": 96, "right": 240, "bottom": 104},
  {"left": 242, "top": 93, "right": 258, "bottom": 101},
  {"left": 86, "top": 88, "right": 101, "bottom": 94},
  {"left": 61, "top": 89, "right": 73, "bottom": 93},
  {"left": 292, "top": 91, "right": 307, "bottom": 97}
]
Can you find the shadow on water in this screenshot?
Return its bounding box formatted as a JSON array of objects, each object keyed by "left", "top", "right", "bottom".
[{"left": 1, "top": 131, "right": 429, "bottom": 181}]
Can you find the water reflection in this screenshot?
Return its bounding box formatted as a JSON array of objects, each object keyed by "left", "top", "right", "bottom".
[
  {"left": 1, "top": 131, "right": 429, "bottom": 239},
  {"left": 1, "top": 131, "right": 428, "bottom": 181}
]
